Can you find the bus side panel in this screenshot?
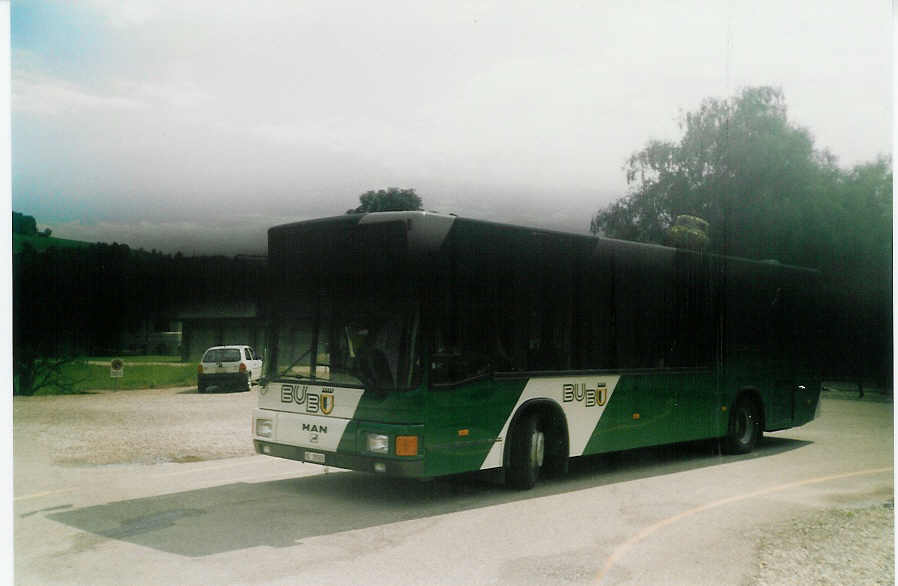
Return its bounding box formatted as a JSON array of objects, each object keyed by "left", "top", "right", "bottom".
[
  {"left": 676, "top": 369, "right": 726, "bottom": 441},
  {"left": 582, "top": 370, "right": 728, "bottom": 455},
  {"left": 722, "top": 359, "right": 800, "bottom": 432},
  {"left": 582, "top": 373, "right": 678, "bottom": 454},
  {"left": 792, "top": 383, "right": 822, "bottom": 426},
  {"left": 424, "top": 378, "right": 527, "bottom": 478}
]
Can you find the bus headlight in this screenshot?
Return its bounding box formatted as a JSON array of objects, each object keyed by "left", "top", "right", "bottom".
[
  {"left": 366, "top": 433, "right": 389, "bottom": 454},
  {"left": 255, "top": 418, "right": 273, "bottom": 438}
]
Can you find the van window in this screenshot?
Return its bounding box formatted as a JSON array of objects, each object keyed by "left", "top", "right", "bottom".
[{"left": 203, "top": 348, "right": 241, "bottom": 363}]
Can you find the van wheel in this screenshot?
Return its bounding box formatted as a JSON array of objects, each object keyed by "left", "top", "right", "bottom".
[
  {"left": 506, "top": 412, "right": 545, "bottom": 490},
  {"left": 724, "top": 396, "right": 761, "bottom": 454}
]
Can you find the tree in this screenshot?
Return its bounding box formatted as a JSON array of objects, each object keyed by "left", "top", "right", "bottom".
[
  {"left": 346, "top": 187, "right": 423, "bottom": 214},
  {"left": 14, "top": 351, "right": 86, "bottom": 396},
  {"left": 591, "top": 86, "right": 840, "bottom": 266},
  {"left": 834, "top": 156, "right": 893, "bottom": 390},
  {"left": 13, "top": 212, "right": 37, "bottom": 235},
  {"left": 666, "top": 215, "right": 709, "bottom": 251}
]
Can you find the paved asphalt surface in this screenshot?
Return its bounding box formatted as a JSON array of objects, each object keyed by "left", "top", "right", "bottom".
[{"left": 12, "top": 387, "right": 893, "bottom": 585}]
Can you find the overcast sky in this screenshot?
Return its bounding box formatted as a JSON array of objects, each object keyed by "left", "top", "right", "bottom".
[{"left": 11, "top": 1, "right": 893, "bottom": 255}]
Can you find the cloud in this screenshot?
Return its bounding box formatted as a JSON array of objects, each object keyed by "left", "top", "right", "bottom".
[
  {"left": 13, "top": 66, "right": 144, "bottom": 116},
  {"left": 117, "top": 80, "right": 212, "bottom": 110},
  {"left": 83, "top": 0, "right": 179, "bottom": 28},
  {"left": 12, "top": 0, "right": 892, "bottom": 249}
]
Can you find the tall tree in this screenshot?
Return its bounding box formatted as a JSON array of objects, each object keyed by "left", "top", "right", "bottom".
[
  {"left": 346, "top": 187, "right": 423, "bottom": 213},
  {"left": 591, "top": 86, "right": 839, "bottom": 267}
]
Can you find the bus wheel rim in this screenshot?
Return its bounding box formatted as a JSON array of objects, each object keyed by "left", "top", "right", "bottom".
[{"left": 532, "top": 430, "right": 545, "bottom": 468}]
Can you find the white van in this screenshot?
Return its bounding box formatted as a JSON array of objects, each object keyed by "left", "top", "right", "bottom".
[{"left": 197, "top": 345, "right": 263, "bottom": 393}]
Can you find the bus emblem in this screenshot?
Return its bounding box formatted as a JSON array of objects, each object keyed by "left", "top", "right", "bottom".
[
  {"left": 282, "top": 384, "right": 308, "bottom": 404},
  {"left": 562, "top": 383, "right": 608, "bottom": 407},
  {"left": 320, "top": 390, "right": 334, "bottom": 415},
  {"left": 281, "top": 385, "right": 335, "bottom": 414}
]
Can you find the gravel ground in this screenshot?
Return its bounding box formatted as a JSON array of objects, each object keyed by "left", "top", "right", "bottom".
[
  {"left": 753, "top": 500, "right": 895, "bottom": 585},
  {"left": 13, "top": 386, "right": 256, "bottom": 467}
]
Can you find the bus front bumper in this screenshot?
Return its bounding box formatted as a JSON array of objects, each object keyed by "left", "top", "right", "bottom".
[{"left": 253, "top": 440, "right": 428, "bottom": 478}]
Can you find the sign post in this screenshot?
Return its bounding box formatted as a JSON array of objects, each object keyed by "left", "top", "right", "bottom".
[{"left": 110, "top": 359, "right": 124, "bottom": 391}]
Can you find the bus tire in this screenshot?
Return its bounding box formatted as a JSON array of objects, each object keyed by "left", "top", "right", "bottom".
[
  {"left": 542, "top": 411, "right": 569, "bottom": 477},
  {"left": 506, "top": 412, "right": 545, "bottom": 490},
  {"left": 724, "top": 396, "right": 761, "bottom": 454}
]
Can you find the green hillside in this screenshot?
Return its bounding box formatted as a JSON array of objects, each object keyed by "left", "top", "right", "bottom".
[{"left": 13, "top": 233, "right": 93, "bottom": 253}]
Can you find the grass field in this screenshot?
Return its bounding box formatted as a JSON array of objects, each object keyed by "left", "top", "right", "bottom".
[
  {"left": 31, "top": 357, "right": 196, "bottom": 395},
  {"left": 90, "top": 355, "right": 184, "bottom": 364}
]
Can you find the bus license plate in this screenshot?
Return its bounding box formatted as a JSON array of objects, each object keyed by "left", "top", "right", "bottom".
[{"left": 304, "top": 451, "right": 326, "bottom": 464}]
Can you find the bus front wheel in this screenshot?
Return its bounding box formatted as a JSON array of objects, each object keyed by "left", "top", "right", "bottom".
[
  {"left": 507, "top": 412, "right": 545, "bottom": 490},
  {"left": 724, "top": 396, "right": 761, "bottom": 454}
]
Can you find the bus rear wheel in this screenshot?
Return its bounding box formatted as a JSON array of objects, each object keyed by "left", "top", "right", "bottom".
[
  {"left": 724, "top": 396, "right": 761, "bottom": 454},
  {"left": 507, "top": 412, "right": 545, "bottom": 490}
]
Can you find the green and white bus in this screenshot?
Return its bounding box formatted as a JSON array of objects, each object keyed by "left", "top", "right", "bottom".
[{"left": 253, "top": 211, "right": 823, "bottom": 489}]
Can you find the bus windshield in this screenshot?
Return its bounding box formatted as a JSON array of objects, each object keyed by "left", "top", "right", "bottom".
[{"left": 270, "top": 291, "right": 421, "bottom": 391}]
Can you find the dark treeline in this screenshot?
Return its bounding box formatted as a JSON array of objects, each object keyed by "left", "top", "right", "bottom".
[
  {"left": 12, "top": 185, "right": 425, "bottom": 395},
  {"left": 13, "top": 240, "right": 265, "bottom": 394}
]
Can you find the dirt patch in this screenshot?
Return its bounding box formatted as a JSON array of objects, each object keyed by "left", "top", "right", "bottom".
[{"left": 753, "top": 500, "right": 894, "bottom": 585}]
